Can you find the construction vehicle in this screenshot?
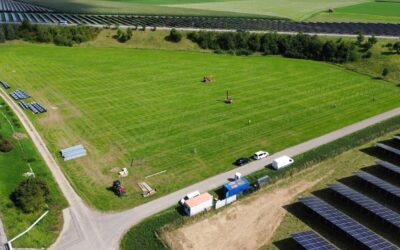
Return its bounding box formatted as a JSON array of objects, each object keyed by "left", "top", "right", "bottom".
[{"left": 112, "top": 180, "right": 126, "bottom": 196}]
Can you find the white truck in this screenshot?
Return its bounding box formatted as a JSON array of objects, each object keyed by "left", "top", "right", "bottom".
[
  {"left": 272, "top": 155, "right": 294, "bottom": 170},
  {"left": 180, "top": 190, "right": 200, "bottom": 205}
]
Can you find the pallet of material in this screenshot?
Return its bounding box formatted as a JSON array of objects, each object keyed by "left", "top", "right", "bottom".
[
  {"left": 138, "top": 182, "right": 156, "bottom": 197},
  {"left": 0, "top": 80, "right": 10, "bottom": 89},
  {"left": 18, "top": 100, "right": 29, "bottom": 109},
  {"left": 60, "top": 144, "right": 87, "bottom": 161},
  {"left": 10, "top": 89, "right": 30, "bottom": 100}
]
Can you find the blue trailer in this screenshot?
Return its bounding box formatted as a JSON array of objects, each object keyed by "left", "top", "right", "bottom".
[{"left": 223, "top": 177, "right": 250, "bottom": 198}]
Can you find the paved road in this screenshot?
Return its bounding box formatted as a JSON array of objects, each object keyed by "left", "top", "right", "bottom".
[
  {"left": 1, "top": 88, "right": 399, "bottom": 249},
  {"left": 0, "top": 218, "right": 7, "bottom": 250}
]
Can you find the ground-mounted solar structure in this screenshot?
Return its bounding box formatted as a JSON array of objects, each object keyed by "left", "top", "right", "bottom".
[
  {"left": 0, "top": 14, "right": 398, "bottom": 36},
  {"left": 355, "top": 171, "right": 400, "bottom": 200},
  {"left": 378, "top": 160, "right": 400, "bottom": 177},
  {"left": 299, "top": 196, "right": 398, "bottom": 250},
  {"left": 1, "top": 0, "right": 400, "bottom": 37},
  {"left": 329, "top": 182, "right": 400, "bottom": 231},
  {"left": 291, "top": 231, "right": 336, "bottom": 250},
  {"left": 0, "top": 0, "right": 50, "bottom": 12}
]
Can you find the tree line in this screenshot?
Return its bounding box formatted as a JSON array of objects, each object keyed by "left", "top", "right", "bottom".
[
  {"left": 0, "top": 20, "right": 99, "bottom": 46},
  {"left": 187, "top": 31, "right": 361, "bottom": 63}
]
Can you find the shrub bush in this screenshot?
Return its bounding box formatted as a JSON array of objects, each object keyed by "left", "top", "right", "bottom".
[
  {"left": 115, "top": 28, "right": 133, "bottom": 43},
  {"left": 0, "top": 139, "right": 13, "bottom": 152},
  {"left": 11, "top": 177, "right": 50, "bottom": 213},
  {"left": 167, "top": 28, "right": 182, "bottom": 43}
]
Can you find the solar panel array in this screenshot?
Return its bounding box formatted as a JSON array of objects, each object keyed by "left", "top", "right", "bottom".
[
  {"left": 299, "top": 196, "right": 398, "bottom": 250},
  {"left": 291, "top": 231, "right": 336, "bottom": 250},
  {"left": 355, "top": 171, "right": 400, "bottom": 199},
  {"left": 1, "top": 12, "right": 400, "bottom": 36},
  {"left": 329, "top": 182, "right": 400, "bottom": 230},
  {"left": 378, "top": 160, "right": 400, "bottom": 176},
  {"left": 0, "top": 0, "right": 51, "bottom": 12}
]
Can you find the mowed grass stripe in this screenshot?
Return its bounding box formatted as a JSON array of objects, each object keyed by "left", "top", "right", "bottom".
[
  {"left": 0, "top": 45, "right": 399, "bottom": 210},
  {"left": 94, "top": 72, "right": 378, "bottom": 144}
]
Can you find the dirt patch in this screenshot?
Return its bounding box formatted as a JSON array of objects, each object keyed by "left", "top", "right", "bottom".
[
  {"left": 38, "top": 107, "right": 63, "bottom": 127},
  {"left": 13, "top": 132, "right": 27, "bottom": 140},
  {"left": 164, "top": 175, "right": 329, "bottom": 250}
]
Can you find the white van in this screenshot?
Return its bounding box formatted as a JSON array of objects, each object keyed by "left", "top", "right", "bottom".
[
  {"left": 180, "top": 190, "right": 200, "bottom": 205},
  {"left": 272, "top": 155, "right": 294, "bottom": 170},
  {"left": 253, "top": 151, "right": 269, "bottom": 160}
]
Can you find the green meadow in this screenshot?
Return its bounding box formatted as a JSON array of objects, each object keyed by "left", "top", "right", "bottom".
[{"left": 0, "top": 44, "right": 399, "bottom": 210}]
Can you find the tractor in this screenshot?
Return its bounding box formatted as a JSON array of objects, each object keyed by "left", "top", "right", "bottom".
[{"left": 112, "top": 180, "right": 126, "bottom": 196}]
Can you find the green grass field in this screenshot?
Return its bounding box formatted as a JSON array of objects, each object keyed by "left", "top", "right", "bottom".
[
  {"left": 0, "top": 42, "right": 400, "bottom": 210},
  {"left": 308, "top": 1, "right": 400, "bottom": 22},
  {"left": 0, "top": 101, "right": 66, "bottom": 248},
  {"left": 22, "top": 0, "right": 369, "bottom": 19}
]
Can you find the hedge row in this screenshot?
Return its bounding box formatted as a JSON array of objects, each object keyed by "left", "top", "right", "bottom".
[
  {"left": 187, "top": 31, "right": 359, "bottom": 63},
  {"left": 0, "top": 20, "right": 99, "bottom": 46}
]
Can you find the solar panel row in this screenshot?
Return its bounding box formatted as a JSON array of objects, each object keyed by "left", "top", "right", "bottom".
[
  {"left": 376, "top": 143, "right": 400, "bottom": 156},
  {"left": 377, "top": 160, "right": 400, "bottom": 176},
  {"left": 329, "top": 182, "right": 400, "bottom": 230},
  {"left": 355, "top": 171, "right": 400, "bottom": 199},
  {"left": 299, "top": 196, "right": 398, "bottom": 250},
  {"left": 291, "top": 231, "right": 336, "bottom": 250}
]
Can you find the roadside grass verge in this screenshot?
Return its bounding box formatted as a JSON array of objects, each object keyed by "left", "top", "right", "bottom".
[
  {"left": 120, "top": 115, "right": 400, "bottom": 250},
  {"left": 0, "top": 100, "right": 67, "bottom": 248}
]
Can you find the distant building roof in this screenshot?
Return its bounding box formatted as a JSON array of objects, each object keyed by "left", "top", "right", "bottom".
[{"left": 185, "top": 192, "right": 213, "bottom": 208}]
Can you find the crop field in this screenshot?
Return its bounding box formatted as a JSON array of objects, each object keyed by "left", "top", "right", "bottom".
[
  {"left": 0, "top": 100, "right": 66, "bottom": 248},
  {"left": 308, "top": 1, "right": 400, "bottom": 22},
  {"left": 1, "top": 44, "right": 400, "bottom": 210},
  {"left": 21, "top": 0, "right": 369, "bottom": 19}
]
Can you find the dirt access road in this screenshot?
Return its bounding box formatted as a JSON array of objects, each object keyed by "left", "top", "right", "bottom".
[{"left": 1, "top": 87, "right": 399, "bottom": 250}]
